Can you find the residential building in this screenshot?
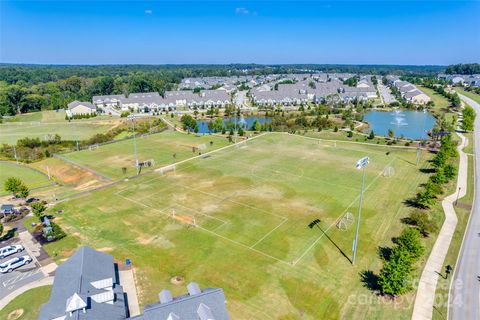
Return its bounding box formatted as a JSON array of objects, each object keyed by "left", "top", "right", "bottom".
[
  {"left": 130, "top": 283, "right": 229, "bottom": 320},
  {"left": 67, "top": 101, "right": 97, "bottom": 115},
  {"left": 39, "top": 246, "right": 128, "bottom": 320},
  {"left": 39, "top": 247, "right": 230, "bottom": 320},
  {"left": 0, "top": 204, "right": 15, "bottom": 215}
]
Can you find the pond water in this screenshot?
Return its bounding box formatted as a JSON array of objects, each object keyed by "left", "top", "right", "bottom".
[
  {"left": 196, "top": 116, "right": 272, "bottom": 134},
  {"left": 364, "top": 110, "right": 436, "bottom": 140}
]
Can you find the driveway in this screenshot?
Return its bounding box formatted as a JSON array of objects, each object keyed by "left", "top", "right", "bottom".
[
  {"left": 0, "top": 239, "right": 45, "bottom": 301},
  {"left": 449, "top": 93, "right": 480, "bottom": 320}
]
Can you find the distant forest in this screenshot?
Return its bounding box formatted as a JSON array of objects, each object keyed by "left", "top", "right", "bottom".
[
  {"left": 445, "top": 63, "right": 480, "bottom": 75},
  {"left": 0, "top": 63, "right": 458, "bottom": 116}
]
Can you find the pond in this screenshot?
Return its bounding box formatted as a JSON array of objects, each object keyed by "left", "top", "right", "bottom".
[
  {"left": 364, "top": 110, "right": 436, "bottom": 140},
  {"left": 196, "top": 116, "right": 272, "bottom": 134}
]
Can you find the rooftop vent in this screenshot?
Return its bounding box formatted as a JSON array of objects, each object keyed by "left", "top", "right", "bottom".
[
  {"left": 197, "top": 303, "right": 215, "bottom": 320},
  {"left": 159, "top": 289, "right": 173, "bottom": 304},
  {"left": 187, "top": 282, "right": 201, "bottom": 296},
  {"left": 166, "top": 312, "right": 181, "bottom": 320}
]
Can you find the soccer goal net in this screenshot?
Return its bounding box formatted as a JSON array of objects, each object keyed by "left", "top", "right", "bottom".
[
  {"left": 382, "top": 166, "right": 395, "bottom": 177},
  {"left": 197, "top": 143, "right": 207, "bottom": 151},
  {"left": 336, "top": 212, "right": 354, "bottom": 231},
  {"left": 140, "top": 159, "right": 155, "bottom": 168},
  {"left": 89, "top": 144, "right": 99, "bottom": 151},
  {"left": 157, "top": 164, "right": 176, "bottom": 175}
]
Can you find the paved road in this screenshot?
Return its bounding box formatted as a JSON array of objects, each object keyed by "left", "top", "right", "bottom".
[
  {"left": 378, "top": 83, "right": 396, "bottom": 104},
  {"left": 449, "top": 94, "right": 480, "bottom": 320}
]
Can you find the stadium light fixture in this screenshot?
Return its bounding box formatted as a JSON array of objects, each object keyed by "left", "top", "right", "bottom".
[
  {"left": 127, "top": 114, "right": 140, "bottom": 175},
  {"left": 352, "top": 156, "right": 369, "bottom": 265}
]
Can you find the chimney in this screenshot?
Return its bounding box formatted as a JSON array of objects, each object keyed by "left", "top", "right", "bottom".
[
  {"left": 187, "top": 282, "right": 201, "bottom": 296},
  {"left": 159, "top": 290, "right": 173, "bottom": 304}
]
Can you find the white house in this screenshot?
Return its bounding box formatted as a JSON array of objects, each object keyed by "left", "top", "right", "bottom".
[{"left": 67, "top": 101, "right": 96, "bottom": 115}]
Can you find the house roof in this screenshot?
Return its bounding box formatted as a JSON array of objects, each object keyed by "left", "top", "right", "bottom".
[
  {"left": 39, "top": 246, "right": 127, "bottom": 320},
  {"left": 67, "top": 101, "right": 96, "bottom": 110},
  {"left": 0, "top": 204, "right": 14, "bottom": 211},
  {"left": 131, "top": 285, "right": 229, "bottom": 320}
]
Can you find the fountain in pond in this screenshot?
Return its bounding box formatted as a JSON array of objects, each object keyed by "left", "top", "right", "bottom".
[{"left": 390, "top": 109, "right": 408, "bottom": 126}]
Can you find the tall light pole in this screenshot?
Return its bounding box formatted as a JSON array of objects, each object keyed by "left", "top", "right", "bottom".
[
  {"left": 352, "top": 156, "right": 370, "bottom": 265},
  {"left": 127, "top": 114, "right": 140, "bottom": 175}
]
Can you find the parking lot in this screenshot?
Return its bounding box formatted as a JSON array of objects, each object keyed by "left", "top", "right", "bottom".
[{"left": 0, "top": 238, "right": 45, "bottom": 301}]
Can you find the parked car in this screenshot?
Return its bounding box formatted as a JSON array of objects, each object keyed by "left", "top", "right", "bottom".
[
  {"left": 0, "top": 255, "right": 32, "bottom": 273},
  {"left": 0, "top": 245, "right": 24, "bottom": 259}
]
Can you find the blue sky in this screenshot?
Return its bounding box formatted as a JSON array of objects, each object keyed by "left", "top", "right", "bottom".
[{"left": 1, "top": 1, "right": 479, "bottom": 65}]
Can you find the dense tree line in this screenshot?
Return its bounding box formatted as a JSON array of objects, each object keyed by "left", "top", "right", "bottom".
[{"left": 445, "top": 63, "right": 480, "bottom": 75}]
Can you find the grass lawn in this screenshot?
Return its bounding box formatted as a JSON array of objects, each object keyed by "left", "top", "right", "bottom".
[
  {"left": 0, "top": 162, "right": 53, "bottom": 195},
  {"left": 0, "top": 285, "right": 51, "bottom": 320},
  {"left": 0, "top": 110, "right": 123, "bottom": 145},
  {"left": 455, "top": 88, "right": 480, "bottom": 105},
  {"left": 45, "top": 133, "right": 434, "bottom": 319},
  {"left": 61, "top": 130, "right": 231, "bottom": 179}
]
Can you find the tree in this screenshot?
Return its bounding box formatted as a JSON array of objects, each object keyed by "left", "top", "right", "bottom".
[
  {"left": 378, "top": 247, "right": 414, "bottom": 296},
  {"left": 254, "top": 120, "right": 262, "bottom": 132},
  {"left": 395, "top": 228, "right": 424, "bottom": 260},
  {"left": 31, "top": 202, "right": 46, "bottom": 219},
  {"left": 415, "top": 189, "right": 436, "bottom": 209},
  {"left": 4, "top": 177, "right": 22, "bottom": 195},
  {"left": 444, "top": 164, "right": 457, "bottom": 181},
  {"left": 388, "top": 128, "right": 395, "bottom": 139},
  {"left": 368, "top": 130, "right": 375, "bottom": 140},
  {"left": 461, "top": 105, "right": 475, "bottom": 132},
  {"left": 409, "top": 210, "right": 437, "bottom": 237},
  {"left": 17, "top": 184, "right": 29, "bottom": 199}
]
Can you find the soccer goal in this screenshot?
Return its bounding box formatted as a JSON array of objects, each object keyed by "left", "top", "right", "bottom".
[
  {"left": 140, "top": 159, "right": 155, "bottom": 168},
  {"left": 382, "top": 166, "right": 395, "bottom": 177},
  {"left": 197, "top": 143, "right": 207, "bottom": 151},
  {"left": 336, "top": 212, "right": 354, "bottom": 231},
  {"left": 140, "top": 133, "right": 149, "bottom": 139},
  {"left": 89, "top": 144, "right": 99, "bottom": 151},
  {"left": 157, "top": 164, "right": 176, "bottom": 175}
]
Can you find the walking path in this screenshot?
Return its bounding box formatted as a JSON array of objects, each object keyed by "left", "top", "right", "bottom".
[{"left": 411, "top": 127, "right": 469, "bottom": 318}]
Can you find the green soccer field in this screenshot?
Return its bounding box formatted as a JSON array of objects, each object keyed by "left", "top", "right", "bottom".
[
  {"left": 0, "top": 110, "right": 121, "bottom": 145},
  {"left": 48, "top": 133, "right": 432, "bottom": 319},
  {"left": 0, "top": 162, "right": 53, "bottom": 195},
  {"left": 61, "top": 130, "right": 231, "bottom": 179}
]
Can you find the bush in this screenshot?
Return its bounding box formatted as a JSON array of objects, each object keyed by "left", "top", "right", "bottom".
[{"left": 409, "top": 210, "right": 437, "bottom": 237}]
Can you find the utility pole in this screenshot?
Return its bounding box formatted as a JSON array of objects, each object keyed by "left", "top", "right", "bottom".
[
  {"left": 455, "top": 187, "right": 462, "bottom": 206},
  {"left": 352, "top": 156, "right": 370, "bottom": 265},
  {"left": 128, "top": 114, "right": 140, "bottom": 175},
  {"left": 416, "top": 144, "right": 421, "bottom": 166},
  {"left": 13, "top": 145, "right": 18, "bottom": 164}
]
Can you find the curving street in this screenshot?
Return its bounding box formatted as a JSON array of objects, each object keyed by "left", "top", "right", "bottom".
[{"left": 449, "top": 94, "right": 480, "bottom": 320}]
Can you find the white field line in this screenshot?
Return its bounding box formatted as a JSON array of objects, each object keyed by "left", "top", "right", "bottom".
[
  {"left": 292, "top": 157, "right": 396, "bottom": 266},
  {"left": 277, "top": 131, "right": 421, "bottom": 150},
  {"left": 153, "top": 132, "right": 269, "bottom": 172},
  {"left": 250, "top": 219, "right": 289, "bottom": 249},
  {"left": 171, "top": 202, "right": 229, "bottom": 225},
  {"left": 116, "top": 191, "right": 293, "bottom": 266},
  {"left": 181, "top": 184, "right": 287, "bottom": 220}
]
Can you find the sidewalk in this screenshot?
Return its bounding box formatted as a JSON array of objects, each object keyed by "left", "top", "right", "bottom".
[{"left": 411, "top": 132, "right": 468, "bottom": 320}]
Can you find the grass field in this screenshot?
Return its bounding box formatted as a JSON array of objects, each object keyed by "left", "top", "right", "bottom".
[
  {"left": 0, "top": 110, "right": 122, "bottom": 145},
  {"left": 0, "top": 162, "right": 53, "bottom": 195},
  {"left": 61, "top": 130, "right": 231, "bottom": 179},
  {"left": 455, "top": 88, "right": 480, "bottom": 104},
  {"left": 45, "top": 133, "right": 433, "bottom": 319},
  {"left": 0, "top": 285, "right": 52, "bottom": 320}
]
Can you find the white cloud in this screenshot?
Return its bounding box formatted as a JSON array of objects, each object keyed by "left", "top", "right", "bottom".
[
  {"left": 235, "top": 7, "right": 249, "bottom": 15},
  {"left": 145, "top": 9, "right": 153, "bottom": 15}
]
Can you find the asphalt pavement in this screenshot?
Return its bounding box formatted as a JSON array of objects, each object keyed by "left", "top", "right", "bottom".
[{"left": 449, "top": 94, "right": 480, "bottom": 320}]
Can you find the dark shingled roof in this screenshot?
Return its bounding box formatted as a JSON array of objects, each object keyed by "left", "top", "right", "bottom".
[{"left": 39, "top": 246, "right": 127, "bottom": 320}]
